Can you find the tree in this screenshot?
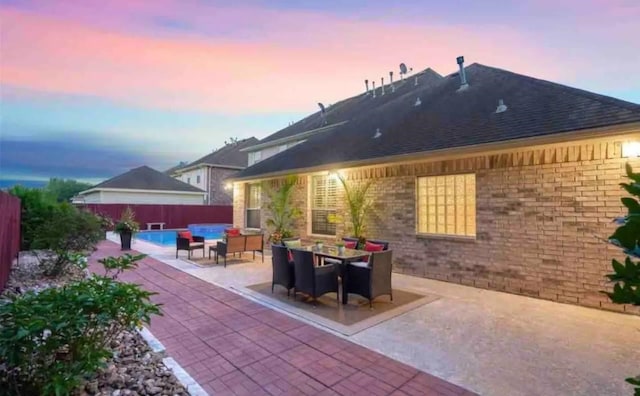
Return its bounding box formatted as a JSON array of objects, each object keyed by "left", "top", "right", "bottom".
[
  {"left": 606, "top": 163, "right": 640, "bottom": 395},
  {"left": 44, "top": 178, "right": 93, "bottom": 202}
]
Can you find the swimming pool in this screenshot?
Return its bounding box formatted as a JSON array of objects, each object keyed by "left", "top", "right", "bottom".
[{"left": 135, "top": 223, "right": 231, "bottom": 247}]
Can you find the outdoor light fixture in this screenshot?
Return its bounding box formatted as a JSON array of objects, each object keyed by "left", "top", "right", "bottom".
[
  {"left": 224, "top": 182, "right": 233, "bottom": 191},
  {"left": 622, "top": 141, "right": 640, "bottom": 158}
]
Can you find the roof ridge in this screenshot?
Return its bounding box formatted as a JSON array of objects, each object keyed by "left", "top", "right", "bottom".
[{"left": 471, "top": 63, "right": 640, "bottom": 112}]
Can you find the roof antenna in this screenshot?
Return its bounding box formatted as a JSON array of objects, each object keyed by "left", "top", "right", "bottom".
[
  {"left": 381, "top": 77, "right": 385, "bottom": 95},
  {"left": 372, "top": 81, "right": 376, "bottom": 98},
  {"left": 456, "top": 56, "right": 469, "bottom": 91},
  {"left": 318, "top": 102, "right": 327, "bottom": 125},
  {"left": 399, "top": 63, "right": 408, "bottom": 81},
  {"left": 389, "top": 71, "right": 395, "bottom": 93},
  {"left": 364, "top": 79, "right": 369, "bottom": 95}
]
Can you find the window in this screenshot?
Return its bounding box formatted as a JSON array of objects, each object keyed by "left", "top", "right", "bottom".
[
  {"left": 417, "top": 174, "right": 476, "bottom": 237},
  {"left": 248, "top": 151, "right": 262, "bottom": 166},
  {"left": 196, "top": 175, "right": 201, "bottom": 184},
  {"left": 311, "top": 175, "right": 337, "bottom": 235},
  {"left": 246, "top": 184, "right": 261, "bottom": 229},
  {"left": 187, "top": 177, "right": 191, "bottom": 184}
]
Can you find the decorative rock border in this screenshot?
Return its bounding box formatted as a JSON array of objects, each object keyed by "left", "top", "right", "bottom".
[{"left": 137, "top": 326, "right": 208, "bottom": 396}]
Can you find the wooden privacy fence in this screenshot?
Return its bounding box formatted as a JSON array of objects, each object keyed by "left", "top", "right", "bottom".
[
  {"left": 83, "top": 204, "right": 233, "bottom": 229},
  {"left": 0, "top": 191, "right": 21, "bottom": 291}
]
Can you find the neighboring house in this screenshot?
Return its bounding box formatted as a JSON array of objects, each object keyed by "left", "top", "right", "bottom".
[
  {"left": 230, "top": 60, "right": 640, "bottom": 312},
  {"left": 172, "top": 137, "right": 258, "bottom": 205},
  {"left": 75, "top": 166, "right": 205, "bottom": 205}
]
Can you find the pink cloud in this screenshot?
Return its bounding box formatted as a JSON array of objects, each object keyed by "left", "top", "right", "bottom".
[{"left": 0, "top": 5, "right": 588, "bottom": 113}]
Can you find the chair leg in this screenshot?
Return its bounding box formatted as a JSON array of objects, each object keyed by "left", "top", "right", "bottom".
[
  {"left": 369, "top": 299, "right": 373, "bottom": 309},
  {"left": 224, "top": 256, "right": 227, "bottom": 268},
  {"left": 176, "top": 250, "right": 178, "bottom": 259},
  {"left": 271, "top": 283, "right": 274, "bottom": 293},
  {"left": 390, "top": 292, "right": 393, "bottom": 302},
  {"left": 188, "top": 250, "right": 191, "bottom": 260},
  {"left": 287, "top": 289, "right": 290, "bottom": 297}
]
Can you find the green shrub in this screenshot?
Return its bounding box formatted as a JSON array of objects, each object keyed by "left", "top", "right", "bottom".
[
  {"left": 8, "top": 185, "right": 58, "bottom": 250},
  {"left": 32, "top": 203, "right": 102, "bottom": 276},
  {"left": 607, "top": 163, "right": 640, "bottom": 395},
  {"left": 0, "top": 254, "right": 160, "bottom": 396}
]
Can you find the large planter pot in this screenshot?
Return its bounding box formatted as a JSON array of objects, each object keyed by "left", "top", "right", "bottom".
[{"left": 120, "top": 231, "right": 132, "bottom": 251}]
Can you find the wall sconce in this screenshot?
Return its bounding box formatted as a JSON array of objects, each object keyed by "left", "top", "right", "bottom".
[
  {"left": 622, "top": 141, "right": 640, "bottom": 158},
  {"left": 328, "top": 170, "right": 343, "bottom": 181},
  {"left": 224, "top": 182, "right": 233, "bottom": 191}
]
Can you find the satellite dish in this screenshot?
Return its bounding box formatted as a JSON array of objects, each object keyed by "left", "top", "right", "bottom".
[
  {"left": 318, "top": 102, "right": 326, "bottom": 113},
  {"left": 399, "top": 63, "right": 408, "bottom": 75}
]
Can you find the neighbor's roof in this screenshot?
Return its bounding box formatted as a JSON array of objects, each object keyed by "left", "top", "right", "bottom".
[
  {"left": 249, "top": 69, "right": 444, "bottom": 149},
  {"left": 164, "top": 162, "right": 188, "bottom": 175},
  {"left": 233, "top": 63, "right": 640, "bottom": 180},
  {"left": 177, "top": 137, "right": 259, "bottom": 173},
  {"left": 87, "top": 166, "right": 205, "bottom": 193}
]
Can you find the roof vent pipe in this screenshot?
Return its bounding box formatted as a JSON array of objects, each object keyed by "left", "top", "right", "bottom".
[
  {"left": 414, "top": 97, "right": 422, "bottom": 106},
  {"left": 414, "top": 75, "right": 418, "bottom": 86},
  {"left": 456, "top": 56, "right": 469, "bottom": 91},
  {"left": 365, "top": 79, "right": 369, "bottom": 94},
  {"left": 389, "top": 71, "right": 395, "bottom": 93},
  {"left": 372, "top": 81, "right": 376, "bottom": 98},
  {"left": 496, "top": 99, "right": 508, "bottom": 113},
  {"left": 381, "top": 77, "right": 385, "bottom": 95}
]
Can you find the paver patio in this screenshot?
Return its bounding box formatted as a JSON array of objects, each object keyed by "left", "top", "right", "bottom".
[{"left": 90, "top": 241, "right": 474, "bottom": 395}]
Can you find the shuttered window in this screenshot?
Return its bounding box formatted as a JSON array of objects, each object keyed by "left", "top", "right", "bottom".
[
  {"left": 417, "top": 174, "right": 476, "bottom": 237},
  {"left": 311, "top": 175, "right": 337, "bottom": 235},
  {"left": 246, "top": 184, "right": 261, "bottom": 229}
]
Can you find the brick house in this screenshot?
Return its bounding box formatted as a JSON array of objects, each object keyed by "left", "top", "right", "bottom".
[
  {"left": 171, "top": 137, "right": 258, "bottom": 205},
  {"left": 230, "top": 61, "right": 640, "bottom": 312}
]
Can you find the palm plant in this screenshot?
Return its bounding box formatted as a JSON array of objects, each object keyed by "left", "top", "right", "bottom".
[
  {"left": 264, "top": 175, "right": 302, "bottom": 243},
  {"left": 338, "top": 175, "right": 373, "bottom": 241}
]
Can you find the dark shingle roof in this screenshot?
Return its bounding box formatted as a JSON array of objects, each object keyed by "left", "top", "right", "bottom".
[
  {"left": 256, "top": 69, "right": 444, "bottom": 145},
  {"left": 234, "top": 63, "right": 640, "bottom": 180},
  {"left": 90, "top": 166, "right": 204, "bottom": 192},
  {"left": 164, "top": 161, "right": 188, "bottom": 175},
  {"left": 182, "top": 137, "right": 259, "bottom": 170}
]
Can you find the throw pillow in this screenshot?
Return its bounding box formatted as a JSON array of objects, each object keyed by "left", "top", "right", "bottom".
[
  {"left": 283, "top": 239, "right": 302, "bottom": 248},
  {"left": 178, "top": 231, "right": 194, "bottom": 242}
]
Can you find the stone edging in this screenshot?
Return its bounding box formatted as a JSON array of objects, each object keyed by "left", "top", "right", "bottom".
[{"left": 136, "top": 326, "right": 208, "bottom": 396}]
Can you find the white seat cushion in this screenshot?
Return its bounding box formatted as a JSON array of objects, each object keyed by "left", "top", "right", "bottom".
[
  {"left": 324, "top": 258, "right": 341, "bottom": 264},
  {"left": 349, "top": 261, "right": 369, "bottom": 268},
  {"left": 189, "top": 242, "right": 204, "bottom": 248}
]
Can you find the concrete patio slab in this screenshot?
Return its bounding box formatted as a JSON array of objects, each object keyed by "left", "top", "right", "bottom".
[{"left": 111, "top": 234, "right": 640, "bottom": 395}]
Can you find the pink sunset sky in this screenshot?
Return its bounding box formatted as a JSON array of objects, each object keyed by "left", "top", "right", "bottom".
[{"left": 1, "top": 0, "right": 639, "bottom": 183}]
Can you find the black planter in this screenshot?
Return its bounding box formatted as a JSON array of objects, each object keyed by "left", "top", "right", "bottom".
[{"left": 120, "top": 231, "right": 132, "bottom": 251}]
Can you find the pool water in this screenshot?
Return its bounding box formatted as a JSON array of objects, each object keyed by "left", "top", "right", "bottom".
[{"left": 135, "top": 223, "right": 231, "bottom": 247}]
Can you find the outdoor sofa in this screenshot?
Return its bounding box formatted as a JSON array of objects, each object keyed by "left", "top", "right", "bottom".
[{"left": 216, "top": 233, "right": 264, "bottom": 267}]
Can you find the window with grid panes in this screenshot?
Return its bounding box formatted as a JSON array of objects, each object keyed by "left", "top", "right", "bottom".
[
  {"left": 311, "top": 175, "right": 337, "bottom": 235},
  {"left": 417, "top": 174, "right": 476, "bottom": 237},
  {"left": 246, "top": 184, "right": 261, "bottom": 229}
]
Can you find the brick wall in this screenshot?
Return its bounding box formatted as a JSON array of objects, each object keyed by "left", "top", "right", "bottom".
[
  {"left": 233, "top": 137, "right": 640, "bottom": 313},
  {"left": 208, "top": 168, "right": 239, "bottom": 205}
]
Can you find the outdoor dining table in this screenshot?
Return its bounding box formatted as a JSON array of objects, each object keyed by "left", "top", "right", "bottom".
[{"left": 290, "top": 245, "right": 370, "bottom": 305}]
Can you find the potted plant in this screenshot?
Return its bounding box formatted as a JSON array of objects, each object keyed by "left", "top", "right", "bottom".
[
  {"left": 265, "top": 176, "right": 302, "bottom": 245},
  {"left": 335, "top": 242, "right": 346, "bottom": 256},
  {"left": 314, "top": 240, "right": 324, "bottom": 250},
  {"left": 338, "top": 175, "right": 373, "bottom": 248},
  {"left": 114, "top": 207, "right": 139, "bottom": 250}
]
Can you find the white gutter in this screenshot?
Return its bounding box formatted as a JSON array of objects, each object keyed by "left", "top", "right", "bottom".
[
  {"left": 173, "top": 163, "right": 245, "bottom": 175},
  {"left": 78, "top": 187, "right": 206, "bottom": 195}
]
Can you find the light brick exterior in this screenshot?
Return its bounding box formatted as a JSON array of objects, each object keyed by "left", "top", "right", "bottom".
[{"left": 233, "top": 135, "right": 640, "bottom": 313}]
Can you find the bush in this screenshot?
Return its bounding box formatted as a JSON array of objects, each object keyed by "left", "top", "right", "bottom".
[
  {"left": 0, "top": 254, "right": 160, "bottom": 396},
  {"left": 114, "top": 206, "right": 140, "bottom": 234},
  {"left": 9, "top": 185, "right": 58, "bottom": 250},
  {"left": 607, "top": 163, "right": 640, "bottom": 395},
  {"left": 32, "top": 203, "right": 103, "bottom": 276}
]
